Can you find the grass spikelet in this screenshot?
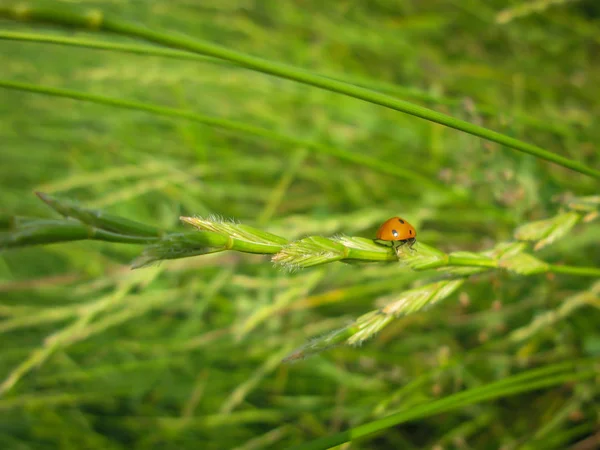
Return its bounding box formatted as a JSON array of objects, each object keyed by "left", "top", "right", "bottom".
[
  {"left": 181, "top": 216, "right": 288, "bottom": 246},
  {"left": 514, "top": 211, "right": 581, "bottom": 251},
  {"left": 272, "top": 236, "right": 347, "bottom": 269},
  {"left": 563, "top": 195, "right": 600, "bottom": 213},
  {"left": 496, "top": 0, "right": 577, "bottom": 24},
  {"left": 282, "top": 324, "right": 355, "bottom": 362},
  {"left": 346, "top": 311, "right": 394, "bottom": 346},
  {"left": 181, "top": 216, "right": 287, "bottom": 254},
  {"left": 131, "top": 231, "right": 228, "bottom": 268},
  {"left": 333, "top": 235, "right": 385, "bottom": 251},
  {"left": 404, "top": 243, "right": 450, "bottom": 270},
  {"left": 486, "top": 241, "right": 529, "bottom": 259},
  {"left": 377, "top": 279, "right": 465, "bottom": 317},
  {"left": 499, "top": 252, "right": 550, "bottom": 275},
  {"left": 286, "top": 279, "right": 465, "bottom": 358}
]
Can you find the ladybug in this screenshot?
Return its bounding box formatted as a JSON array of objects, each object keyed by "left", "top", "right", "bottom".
[{"left": 375, "top": 216, "right": 417, "bottom": 253}]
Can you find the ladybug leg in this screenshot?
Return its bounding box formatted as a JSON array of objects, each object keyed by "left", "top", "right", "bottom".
[
  {"left": 406, "top": 238, "right": 417, "bottom": 253},
  {"left": 394, "top": 239, "right": 417, "bottom": 256},
  {"left": 392, "top": 240, "right": 405, "bottom": 257}
]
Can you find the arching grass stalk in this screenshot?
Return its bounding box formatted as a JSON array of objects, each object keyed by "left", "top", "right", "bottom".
[
  {"left": 0, "top": 5, "right": 599, "bottom": 178},
  {"left": 0, "top": 79, "right": 441, "bottom": 190},
  {"left": 2, "top": 193, "right": 599, "bottom": 278},
  {"left": 288, "top": 359, "right": 598, "bottom": 450},
  {"left": 0, "top": 30, "right": 574, "bottom": 137},
  {"left": 283, "top": 278, "right": 466, "bottom": 362}
]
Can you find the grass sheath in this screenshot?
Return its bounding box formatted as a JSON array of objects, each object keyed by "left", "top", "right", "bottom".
[
  {"left": 35, "top": 192, "right": 163, "bottom": 238},
  {"left": 0, "top": 5, "right": 599, "bottom": 178}
]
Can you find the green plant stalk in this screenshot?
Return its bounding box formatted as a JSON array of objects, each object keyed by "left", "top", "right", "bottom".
[
  {"left": 0, "top": 219, "right": 158, "bottom": 247},
  {"left": 36, "top": 192, "right": 163, "bottom": 237},
  {"left": 0, "top": 30, "right": 575, "bottom": 137},
  {"left": 1, "top": 216, "right": 70, "bottom": 231},
  {"left": 548, "top": 264, "right": 600, "bottom": 277},
  {"left": 412, "top": 252, "right": 600, "bottom": 277},
  {"left": 4, "top": 212, "right": 598, "bottom": 277},
  {"left": 344, "top": 248, "right": 399, "bottom": 263},
  {"left": 0, "top": 79, "right": 440, "bottom": 190},
  {"left": 1, "top": 6, "right": 598, "bottom": 178},
  {"left": 413, "top": 254, "right": 498, "bottom": 270},
  {"left": 226, "top": 238, "right": 285, "bottom": 254},
  {"left": 6, "top": 195, "right": 600, "bottom": 276},
  {"left": 289, "top": 361, "right": 597, "bottom": 450},
  {"left": 361, "top": 370, "right": 597, "bottom": 443}
]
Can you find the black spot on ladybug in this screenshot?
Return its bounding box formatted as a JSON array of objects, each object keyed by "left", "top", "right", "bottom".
[
  {"left": 392, "top": 229, "right": 399, "bottom": 237},
  {"left": 409, "top": 230, "right": 413, "bottom": 235},
  {"left": 398, "top": 219, "right": 405, "bottom": 224}
]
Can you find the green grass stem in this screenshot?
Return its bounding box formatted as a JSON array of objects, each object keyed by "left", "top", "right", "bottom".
[
  {"left": 0, "top": 6, "right": 598, "bottom": 178},
  {"left": 0, "top": 219, "right": 158, "bottom": 247},
  {"left": 0, "top": 30, "right": 575, "bottom": 138},
  {"left": 36, "top": 192, "right": 163, "bottom": 238},
  {"left": 3, "top": 194, "right": 598, "bottom": 278},
  {"left": 0, "top": 78, "right": 440, "bottom": 189},
  {"left": 548, "top": 264, "right": 600, "bottom": 277},
  {"left": 289, "top": 360, "right": 598, "bottom": 450}
]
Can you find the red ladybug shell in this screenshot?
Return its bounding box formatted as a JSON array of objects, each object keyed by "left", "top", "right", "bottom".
[{"left": 376, "top": 217, "right": 416, "bottom": 241}]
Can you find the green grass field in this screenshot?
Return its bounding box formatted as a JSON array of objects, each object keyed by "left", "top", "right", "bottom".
[{"left": 1, "top": 1, "right": 599, "bottom": 449}]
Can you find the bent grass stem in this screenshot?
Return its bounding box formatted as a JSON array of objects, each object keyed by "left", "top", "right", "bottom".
[{"left": 0, "top": 6, "right": 598, "bottom": 178}]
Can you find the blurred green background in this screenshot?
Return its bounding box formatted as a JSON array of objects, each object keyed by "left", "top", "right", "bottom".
[{"left": 1, "top": 0, "right": 599, "bottom": 449}]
